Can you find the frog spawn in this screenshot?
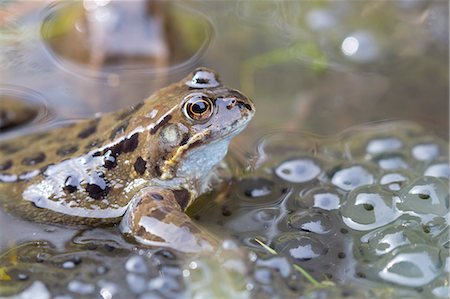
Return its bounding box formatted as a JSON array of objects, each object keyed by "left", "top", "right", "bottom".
[
  {"left": 195, "top": 122, "right": 449, "bottom": 298},
  {"left": 0, "top": 229, "right": 187, "bottom": 299}
]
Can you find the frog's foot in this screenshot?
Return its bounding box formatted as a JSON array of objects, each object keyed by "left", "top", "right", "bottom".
[{"left": 120, "top": 187, "right": 216, "bottom": 253}]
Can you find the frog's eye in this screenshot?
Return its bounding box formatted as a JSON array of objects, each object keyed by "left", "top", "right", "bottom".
[{"left": 183, "top": 94, "right": 214, "bottom": 122}]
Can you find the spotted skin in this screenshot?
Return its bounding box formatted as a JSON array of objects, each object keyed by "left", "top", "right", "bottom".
[{"left": 0, "top": 68, "right": 255, "bottom": 250}]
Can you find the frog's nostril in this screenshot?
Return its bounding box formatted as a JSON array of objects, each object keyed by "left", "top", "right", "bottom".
[{"left": 226, "top": 99, "right": 237, "bottom": 110}]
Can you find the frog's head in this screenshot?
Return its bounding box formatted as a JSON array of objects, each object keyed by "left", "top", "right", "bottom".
[{"left": 146, "top": 68, "right": 254, "bottom": 197}]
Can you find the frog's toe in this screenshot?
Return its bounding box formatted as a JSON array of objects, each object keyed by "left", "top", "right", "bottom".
[{"left": 120, "top": 187, "right": 216, "bottom": 253}]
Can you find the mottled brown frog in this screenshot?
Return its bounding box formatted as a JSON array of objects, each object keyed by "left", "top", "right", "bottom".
[{"left": 0, "top": 68, "right": 255, "bottom": 252}]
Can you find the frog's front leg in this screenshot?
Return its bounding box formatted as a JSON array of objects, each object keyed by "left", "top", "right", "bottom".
[{"left": 120, "top": 187, "right": 216, "bottom": 253}]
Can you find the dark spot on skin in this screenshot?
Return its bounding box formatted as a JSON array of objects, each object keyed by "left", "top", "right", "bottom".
[
  {"left": 22, "top": 152, "right": 46, "bottom": 166},
  {"left": 173, "top": 189, "right": 190, "bottom": 210},
  {"left": 92, "top": 151, "right": 101, "bottom": 157},
  {"left": 221, "top": 206, "right": 232, "bottom": 217},
  {"left": 134, "top": 157, "right": 146, "bottom": 175},
  {"left": 101, "top": 133, "right": 139, "bottom": 170},
  {"left": 0, "top": 160, "right": 12, "bottom": 171},
  {"left": 78, "top": 122, "right": 98, "bottom": 139},
  {"left": 86, "top": 183, "right": 109, "bottom": 199},
  {"left": 150, "top": 114, "right": 172, "bottom": 135},
  {"left": 110, "top": 120, "right": 129, "bottom": 139},
  {"left": 149, "top": 208, "right": 167, "bottom": 221},
  {"left": 56, "top": 144, "right": 79, "bottom": 156},
  {"left": 103, "top": 156, "right": 116, "bottom": 169},
  {"left": 154, "top": 165, "right": 162, "bottom": 177},
  {"left": 151, "top": 193, "right": 163, "bottom": 200},
  {"left": 64, "top": 184, "right": 77, "bottom": 193},
  {"left": 179, "top": 134, "right": 190, "bottom": 146},
  {"left": 122, "top": 133, "right": 139, "bottom": 153},
  {"left": 64, "top": 176, "right": 78, "bottom": 193},
  {"left": 0, "top": 143, "right": 20, "bottom": 154}
]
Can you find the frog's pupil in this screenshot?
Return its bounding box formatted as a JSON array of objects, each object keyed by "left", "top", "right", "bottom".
[{"left": 192, "top": 101, "right": 208, "bottom": 114}]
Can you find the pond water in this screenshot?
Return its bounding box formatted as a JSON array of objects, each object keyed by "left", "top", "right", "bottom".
[{"left": 0, "top": 1, "right": 448, "bottom": 299}]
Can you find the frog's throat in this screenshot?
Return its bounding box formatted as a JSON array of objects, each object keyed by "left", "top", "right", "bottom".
[{"left": 160, "top": 130, "right": 211, "bottom": 180}]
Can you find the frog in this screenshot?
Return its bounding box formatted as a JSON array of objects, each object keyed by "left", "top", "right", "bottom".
[{"left": 0, "top": 68, "right": 255, "bottom": 252}]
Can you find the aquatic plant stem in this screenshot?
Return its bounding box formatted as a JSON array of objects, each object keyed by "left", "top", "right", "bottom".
[{"left": 254, "top": 238, "right": 324, "bottom": 287}]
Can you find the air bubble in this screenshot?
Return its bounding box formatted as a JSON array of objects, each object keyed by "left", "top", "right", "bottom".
[
  {"left": 331, "top": 165, "right": 374, "bottom": 191},
  {"left": 340, "top": 187, "right": 399, "bottom": 231},
  {"left": 275, "top": 158, "right": 321, "bottom": 183}
]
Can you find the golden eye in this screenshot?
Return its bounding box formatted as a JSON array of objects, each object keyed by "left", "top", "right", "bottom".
[{"left": 183, "top": 94, "right": 214, "bottom": 122}]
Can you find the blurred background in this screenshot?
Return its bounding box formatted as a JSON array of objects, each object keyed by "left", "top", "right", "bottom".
[{"left": 1, "top": 0, "right": 448, "bottom": 145}]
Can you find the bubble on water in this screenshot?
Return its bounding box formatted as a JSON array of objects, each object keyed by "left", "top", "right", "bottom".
[
  {"left": 68, "top": 280, "right": 96, "bottom": 295},
  {"left": 331, "top": 165, "right": 375, "bottom": 191},
  {"left": 275, "top": 158, "right": 321, "bottom": 183},
  {"left": 125, "top": 255, "right": 148, "bottom": 274},
  {"left": 366, "top": 137, "right": 403, "bottom": 155},
  {"left": 287, "top": 210, "right": 333, "bottom": 234},
  {"left": 380, "top": 173, "right": 409, "bottom": 191},
  {"left": 412, "top": 143, "right": 440, "bottom": 161},
  {"left": 341, "top": 31, "right": 380, "bottom": 63},
  {"left": 398, "top": 177, "right": 449, "bottom": 216},
  {"left": 341, "top": 187, "right": 399, "bottom": 231},
  {"left": 425, "top": 163, "right": 450, "bottom": 179},
  {"left": 377, "top": 245, "right": 441, "bottom": 287},
  {"left": 97, "top": 280, "right": 118, "bottom": 299}
]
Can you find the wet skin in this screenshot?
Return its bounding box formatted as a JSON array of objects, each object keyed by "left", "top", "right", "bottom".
[{"left": 0, "top": 68, "right": 255, "bottom": 252}]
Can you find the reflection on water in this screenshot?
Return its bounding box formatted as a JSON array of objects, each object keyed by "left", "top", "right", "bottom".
[{"left": 0, "top": 1, "right": 448, "bottom": 298}]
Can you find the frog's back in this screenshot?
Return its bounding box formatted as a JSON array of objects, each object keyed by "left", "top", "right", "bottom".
[{"left": 0, "top": 86, "right": 175, "bottom": 225}]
